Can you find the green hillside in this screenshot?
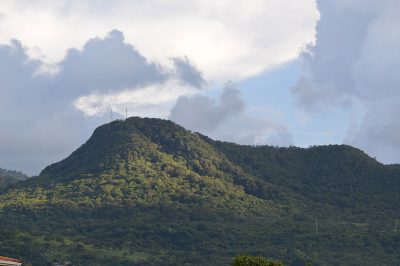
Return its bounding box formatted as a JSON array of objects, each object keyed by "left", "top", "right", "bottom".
[
  {"left": 0, "top": 117, "right": 398, "bottom": 265},
  {"left": 0, "top": 167, "right": 29, "bottom": 189}
]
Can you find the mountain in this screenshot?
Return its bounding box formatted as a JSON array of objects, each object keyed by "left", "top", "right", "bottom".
[
  {"left": 0, "top": 117, "right": 398, "bottom": 266},
  {"left": 0, "top": 167, "right": 29, "bottom": 189}
]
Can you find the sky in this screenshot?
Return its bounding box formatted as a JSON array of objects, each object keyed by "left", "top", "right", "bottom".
[{"left": 0, "top": 0, "right": 399, "bottom": 175}]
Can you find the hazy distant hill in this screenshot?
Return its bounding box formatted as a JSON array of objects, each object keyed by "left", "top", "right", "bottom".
[
  {"left": 0, "top": 117, "right": 398, "bottom": 265},
  {"left": 0, "top": 167, "right": 29, "bottom": 188}
]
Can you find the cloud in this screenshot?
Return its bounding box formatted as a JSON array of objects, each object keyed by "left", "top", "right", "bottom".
[
  {"left": 345, "top": 97, "right": 400, "bottom": 164},
  {"left": 292, "top": 0, "right": 400, "bottom": 163},
  {"left": 172, "top": 57, "right": 206, "bottom": 89},
  {"left": 0, "top": 30, "right": 204, "bottom": 175},
  {"left": 170, "top": 84, "right": 244, "bottom": 131},
  {"left": 74, "top": 79, "right": 197, "bottom": 118},
  {"left": 170, "top": 84, "right": 293, "bottom": 146},
  {"left": 56, "top": 30, "right": 168, "bottom": 98},
  {"left": 0, "top": 0, "right": 319, "bottom": 81},
  {"left": 0, "top": 40, "right": 93, "bottom": 174}
]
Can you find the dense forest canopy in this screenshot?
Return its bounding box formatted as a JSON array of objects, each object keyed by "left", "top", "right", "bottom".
[{"left": 0, "top": 117, "right": 398, "bottom": 265}]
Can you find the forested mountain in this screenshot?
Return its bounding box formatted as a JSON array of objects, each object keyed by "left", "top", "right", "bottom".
[
  {"left": 0, "top": 167, "right": 29, "bottom": 189},
  {"left": 0, "top": 117, "right": 398, "bottom": 265}
]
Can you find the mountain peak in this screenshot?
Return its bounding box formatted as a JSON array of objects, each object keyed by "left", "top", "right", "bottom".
[
  {"left": 36, "top": 116, "right": 282, "bottom": 204},
  {"left": 0, "top": 117, "right": 399, "bottom": 265},
  {"left": 0, "top": 167, "right": 29, "bottom": 189}
]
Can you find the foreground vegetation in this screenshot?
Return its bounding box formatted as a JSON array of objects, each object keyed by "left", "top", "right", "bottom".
[{"left": 0, "top": 117, "right": 398, "bottom": 265}]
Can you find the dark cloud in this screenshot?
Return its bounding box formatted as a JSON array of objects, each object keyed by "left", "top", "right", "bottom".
[
  {"left": 292, "top": 0, "right": 400, "bottom": 163},
  {"left": 172, "top": 56, "right": 206, "bottom": 89},
  {"left": 345, "top": 98, "right": 400, "bottom": 164},
  {"left": 0, "top": 30, "right": 204, "bottom": 174},
  {"left": 170, "top": 84, "right": 293, "bottom": 146},
  {"left": 0, "top": 40, "right": 42, "bottom": 96},
  {"left": 170, "top": 84, "right": 243, "bottom": 131},
  {"left": 0, "top": 39, "right": 104, "bottom": 174},
  {"left": 56, "top": 30, "right": 168, "bottom": 98}
]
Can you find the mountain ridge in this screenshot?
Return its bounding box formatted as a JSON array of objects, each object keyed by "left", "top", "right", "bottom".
[
  {"left": 0, "top": 117, "right": 398, "bottom": 265},
  {"left": 0, "top": 167, "right": 29, "bottom": 189}
]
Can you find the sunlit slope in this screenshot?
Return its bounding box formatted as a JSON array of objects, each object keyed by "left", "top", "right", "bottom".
[{"left": 0, "top": 117, "right": 398, "bottom": 265}]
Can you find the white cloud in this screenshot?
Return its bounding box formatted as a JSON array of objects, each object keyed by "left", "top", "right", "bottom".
[
  {"left": 0, "top": 1, "right": 319, "bottom": 173},
  {"left": 170, "top": 85, "right": 293, "bottom": 146},
  {"left": 0, "top": 0, "right": 319, "bottom": 81},
  {"left": 293, "top": 0, "right": 400, "bottom": 163},
  {"left": 74, "top": 79, "right": 197, "bottom": 118},
  {"left": 0, "top": 31, "right": 203, "bottom": 175}
]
